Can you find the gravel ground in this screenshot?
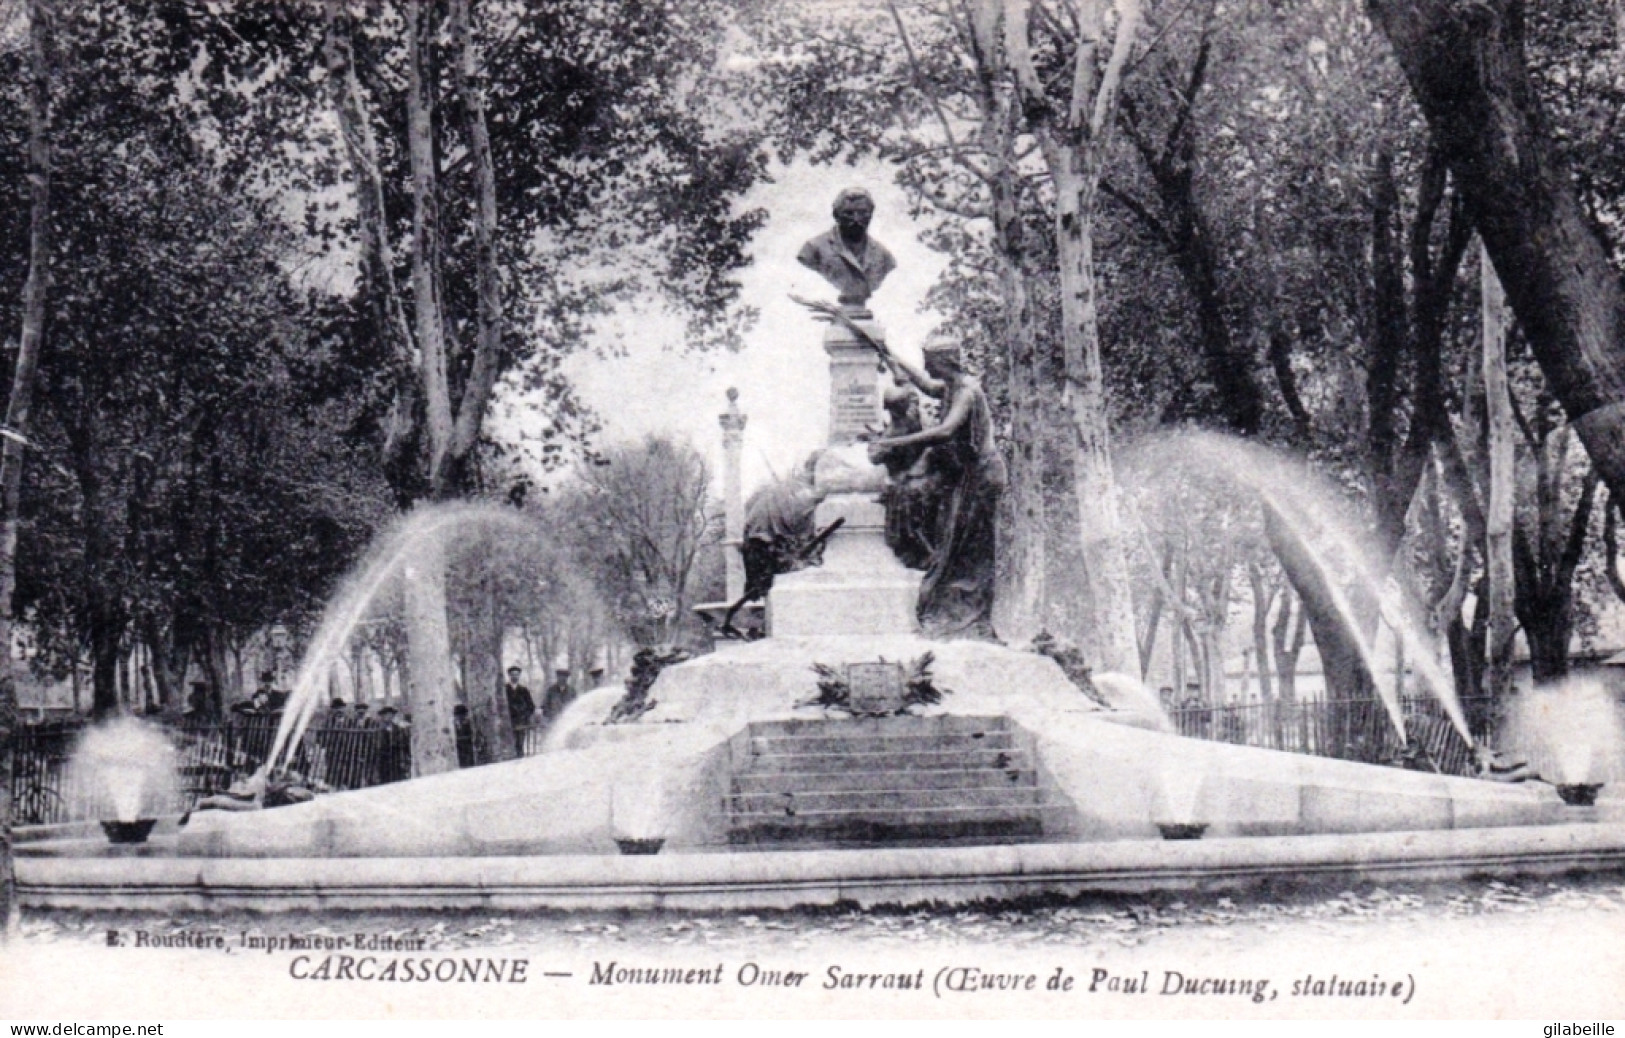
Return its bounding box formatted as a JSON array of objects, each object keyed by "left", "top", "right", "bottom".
[
  {"left": 8, "top": 871, "right": 1625, "bottom": 1018},
  {"left": 17, "top": 870, "right": 1625, "bottom": 954}
]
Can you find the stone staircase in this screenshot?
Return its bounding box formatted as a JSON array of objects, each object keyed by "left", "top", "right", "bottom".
[{"left": 725, "top": 714, "right": 1050, "bottom": 849}]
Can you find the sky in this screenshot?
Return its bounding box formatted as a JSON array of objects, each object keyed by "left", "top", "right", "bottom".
[{"left": 491, "top": 159, "right": 949, "bottom": 497}]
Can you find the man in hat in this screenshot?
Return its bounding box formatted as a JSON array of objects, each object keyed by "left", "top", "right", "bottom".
[
  {"left": 505, "top": 666, "right": 536, "bottom": 754},
  {"left": 796, "top": 187, "right": 897, "bottom": 313},
  {"left": 541, "top": 666, "right": 573, "bottom": 722}
]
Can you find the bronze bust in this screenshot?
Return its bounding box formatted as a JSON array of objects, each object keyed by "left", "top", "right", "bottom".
[{"left": 796, "top": 187, "right": 897, "bottom": 312}]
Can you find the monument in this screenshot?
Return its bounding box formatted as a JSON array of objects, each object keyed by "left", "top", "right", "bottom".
[
  {"left": 770, "top": 188, "right": 922, "bottom": 637},
  {"left": 13, "top": 187, "right": 1625, "bottom": 916}
]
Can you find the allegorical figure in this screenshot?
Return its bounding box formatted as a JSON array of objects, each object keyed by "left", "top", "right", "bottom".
[
  {"left": 874, "top": 382, "right": 934, "bottom": 571},
  {"left": 867, "top": 335, "right": 1007, "bottom": 639},
  {"left": 718, "top": 457, "right": 843, "bottom": 639},
  {"left": 796, "top": 187, "right": 897, "bottom": 312}
]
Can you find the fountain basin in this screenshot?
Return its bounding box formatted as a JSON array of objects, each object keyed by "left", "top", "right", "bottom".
[
  {"left": 616, "top": 838, "right": 666, "bottom": 855},
  {"left": 1557, "top": 783, "right": 1605, "bottom": 807},
  {"left": 19, "top": 822, "right": 1625, "bottom": 912},
  {"left": 1157, "top": 823, "right": 1208, "bottom": 841},
  {"left": 99, "top": 819, "right": 158, "bottom": 845}
]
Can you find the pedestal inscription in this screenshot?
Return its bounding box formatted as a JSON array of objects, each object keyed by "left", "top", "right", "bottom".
[
  {"left": 826, "top": 321, "right": 883, "bottom": 446},
  {"left": 846, "top": 661, "right": 906, "bottom": 715}
]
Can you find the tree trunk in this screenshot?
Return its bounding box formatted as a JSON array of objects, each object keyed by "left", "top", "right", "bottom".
[
  {"left": 1116, "top": 29, "right": 1263, "bottom": 435},
  {"left": 1055, "top": 176, "right": 1140, "bottom": 673},
  {"left": 1272, "top": 587, "right": 1306, "bottom": 701},
  {"left": 1006, "top": 0, "right": 1143, "bottom": 673},
  {"left": 1248, "top": 564, "right": 1275, "bottom": 700},
  {"left": 0, "top": 0, "right": 54, "bottom": 939},
  {"left": 403, "top": 534, "right": 458, "bottom": 776},
  {"left": 394, "top": 0, "right": 462, "bottom": 770},
  {"left": 465, "top": 571, "right": 514, "bottom": 764},
  {"left": 405, "top": 0, "right": 455, "bottom": 493},
  {"left": 991, "top": 145, "right": 1047, "bottom": 642},
  {"left": 90, "top": 611, "right": 120, "bottom": 720},
  {"left": 1265, "top": 505, "right": 1376, "bottom": 702},
  {"left": 1482, "top": 245, "right": 1517, "bottom": 702},
  {"left": 443, "top": 0, "right": 507, "bottom": 493},
  {"left": 323, "top": 0, "right": 419, "bottom": 497},
  {"left": 202, "top": 628, "right": 231, "bottom": 717},
  {"left": 142, "top": 620, "right": 179, "bottom": 718},
  {"left": 1512, "top": 466, "right": 1598, "bottom": 685},
  {"left": 1368, "top": 0, "right": 1625, "bottom": 505}
]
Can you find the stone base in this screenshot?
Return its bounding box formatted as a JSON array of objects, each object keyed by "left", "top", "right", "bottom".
[
  {"left": 17, "top": 634, "right": 1611, "bottom": 866},
  {"left": 769, "top": 446, "right": 922, "bottom": 637},
  {"left": 769, "top": 567, "right": 919, "bottom": 638}
]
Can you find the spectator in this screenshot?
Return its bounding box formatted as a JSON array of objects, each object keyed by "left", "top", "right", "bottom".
[
  {"left": 505, "top": 667, "right": 535, "bottom": 755},
  {"left": 587, "top": 664, "right": 606, "bottom": 690},
  {"left": 252, "top": 671, "right": 277, "bottom": 704},
  {"left": 375, "top": 706, "right": 411, "bottom": 783},
  {"left": 1179, "top": 684, "right": 1210, "bottom": 739},
  {"left": 453, "top": 705, "right": 475, "bottom": 768},
  {"left": 182, "top": 683, "right": 212, "bottom": 723},
  {"left": 542, "top": 667, "right": 573, "bottom": 722}
]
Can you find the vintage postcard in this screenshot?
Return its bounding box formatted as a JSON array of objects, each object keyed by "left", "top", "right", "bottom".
[{"left": 3, "top": 0, "right": 1624, "bottom": 1024}]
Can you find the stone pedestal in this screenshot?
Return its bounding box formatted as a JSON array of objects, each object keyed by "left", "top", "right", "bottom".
[
  {"left": 769, "top": 447, "right": 920, "bottom": 637},
  {"left": 766, "top": 308, "right": 920, "bottom": 637},
  {"left": 825, "top": 314, "right": 884, "bottom": 445}
]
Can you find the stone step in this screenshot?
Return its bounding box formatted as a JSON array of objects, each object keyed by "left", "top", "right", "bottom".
[
  {"left": 732, "top": 767, "right": 1038, "bottom": 795},
  {"left": 743, "top": 714, "right": 1012, "bottom": 739},
  {"left": 746, "top": 730, "right": 1018, "bottom": 756},
  {"left": 727, "top": 805, "right": 1045, "bottom": 848},
  {"left": 737, "top": 747, "right": 1032, "bottom": 774},
  {"left": 730, "top": 785, "right": 1042, "bottom": 815}
]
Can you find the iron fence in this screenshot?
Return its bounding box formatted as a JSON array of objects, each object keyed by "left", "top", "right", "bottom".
[
  {"left": 1165, "top": 694, "right": 1499, "bottom": 776},
  {"left": 11, "top": 715, "right": 459, "bottom": 827},
  {"left": 8, "top": 692, "right": 1572, "bottom": 826}
]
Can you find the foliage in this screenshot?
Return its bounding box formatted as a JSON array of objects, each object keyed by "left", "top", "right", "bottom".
[
  {"left": 900, "top": 651, "right": 950, "bottom": 710},
  {"left": 557, "top": 435, "right": 722, "bottom": 649},
  {"left": 606, "top": 645, "right": 689, "bottom": 723},
  {"left": 0, "top": 2, "right": 394, "bottom": 713},
  {"left": 1030, "top": 632, "right": 1109, "bottom": 708},
  {"left": 805, "top": 662, "right": 851, "bottom": 713}
]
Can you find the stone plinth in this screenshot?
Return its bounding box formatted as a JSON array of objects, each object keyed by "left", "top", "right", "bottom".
[
  {"left": 769, "top": 446, "right": 920, "bottom": 637},
  {"left": 825, "top": 316, "right": 884, "bottom": 445}
]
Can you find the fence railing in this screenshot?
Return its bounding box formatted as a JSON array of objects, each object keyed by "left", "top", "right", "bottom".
[
  {"left": 6, "top": 692, "right": 1563, "bottom": 827},
  {"left": 10, "top": 715, "right": 544, "bottom": 828},
  {"left": 1164, "top": 694, "right": 1497, "bottom": 777}
]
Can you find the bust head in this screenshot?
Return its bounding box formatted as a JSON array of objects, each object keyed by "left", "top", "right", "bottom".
[
  {"left": 797, "top": 187, "right": 894, "bottom": 310},
  {"left": 832, "top": 188, "right": 875, "bottom": 240}
]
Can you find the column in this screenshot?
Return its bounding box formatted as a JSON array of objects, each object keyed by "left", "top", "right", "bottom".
[{"left": 718, "top": 387, "right": 748, "bottom": 602}]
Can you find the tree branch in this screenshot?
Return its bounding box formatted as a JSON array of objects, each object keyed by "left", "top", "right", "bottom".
[{"left": 1099, "top": 178, "right": 1172, "bottom": 246}]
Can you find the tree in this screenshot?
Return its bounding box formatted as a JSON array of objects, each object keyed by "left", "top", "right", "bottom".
[
  {"left": 0, "top": 0, "right": 54, "bottom": 942},
  {"left": 317, "top": 0, "right": 767, "bottom": 772},
  {"left": 1000, "top": 0, "right": 1145, "bottom": 673},
  {"left": 563, "top": 437, "right": 720, "bottom": 650},
  {"left": 1368, "top": 0, "right": 1625, "bottom": 506}
]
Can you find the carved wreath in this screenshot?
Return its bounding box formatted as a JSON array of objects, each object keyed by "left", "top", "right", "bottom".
[{"left": 801, "top": 653, "right": 951, "bottom": 717}]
